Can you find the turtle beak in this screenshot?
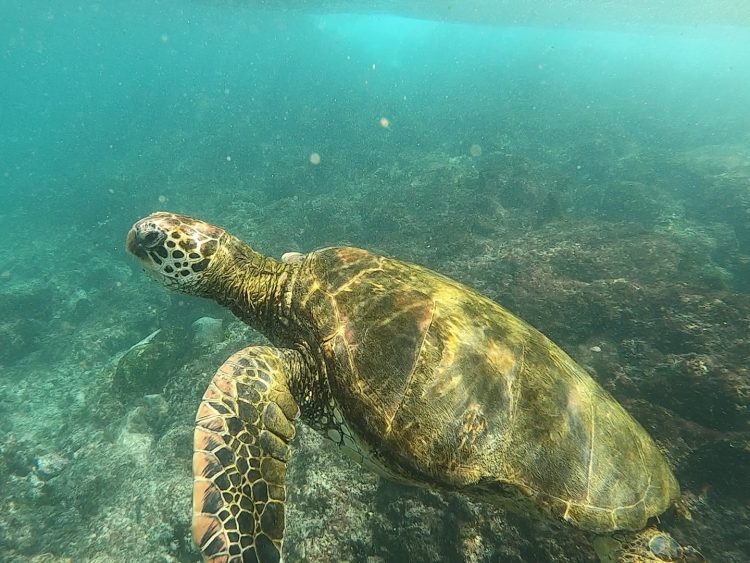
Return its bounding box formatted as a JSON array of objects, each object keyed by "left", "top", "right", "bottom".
[
  {"left": 126, "top": 227, "right": 147, "bottom": 259},
  {"left": 126, "top": 220, "right": 166, "bottom": 260}
]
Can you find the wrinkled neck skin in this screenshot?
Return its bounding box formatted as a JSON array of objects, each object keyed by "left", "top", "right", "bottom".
[{"left": 205, "top": 234, "right": 295, "bottom": 342}]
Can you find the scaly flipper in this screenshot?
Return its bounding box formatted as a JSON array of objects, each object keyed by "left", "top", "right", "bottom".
[{"left": 192, "top": 346, "right": 301, "bottom": 563}]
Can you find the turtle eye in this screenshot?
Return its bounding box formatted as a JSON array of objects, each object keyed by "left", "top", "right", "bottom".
[{"left": 138, "top": 229, "right": 165, "bottom": 249}]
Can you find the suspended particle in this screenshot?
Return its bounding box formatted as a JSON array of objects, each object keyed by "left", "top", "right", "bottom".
[
  {"left": 469, "top": 144, "right": 482, "bottom": 157},
  {"left": 379, "top": 117, "right": 390, "bottom": 129},
  {"left": 309, "top": 152, "right": 321, "bottom": 165}
]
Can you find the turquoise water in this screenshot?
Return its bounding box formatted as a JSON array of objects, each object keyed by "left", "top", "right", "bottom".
[{"left": 1, "top": 1, "right": 749, "bottom": 561}]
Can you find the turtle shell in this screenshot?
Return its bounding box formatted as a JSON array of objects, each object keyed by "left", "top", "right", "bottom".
[{"left": 296, "top": 246, "right": 679, "bottom": 534}]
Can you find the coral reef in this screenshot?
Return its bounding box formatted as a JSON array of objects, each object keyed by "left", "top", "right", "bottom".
[{"left": 2, "top": 134, "right": 749, "bottom": 562}]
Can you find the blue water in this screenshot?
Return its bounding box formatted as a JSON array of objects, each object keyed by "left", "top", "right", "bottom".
[
  {"left": 1, "top": 1, "right": 750, "bottom": 561},
  {"left": 3, "top": 2, "right": 749, "bottom": 220}
]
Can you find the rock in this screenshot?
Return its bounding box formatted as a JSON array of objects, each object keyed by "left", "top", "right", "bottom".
[
  {"left": 113, "top": 329, "right": 180, "bottom": 398},
  {"left": 65, "top": 287, "right": 93, "bottom": 319},
  {"left": 281, "top": 251, "right": 306, "bottom": 264},
  {"left": 191, "top": 316, "right": 224, "bottom": 347},
  {"left": 35, "top": 452, "right": 69, "bottom": 480},
  {"left": 117, "top": 428, "right": 154, "bottom": 465},
  {"left": 123, "top": 394, "right": 169, "bottom": 435}
]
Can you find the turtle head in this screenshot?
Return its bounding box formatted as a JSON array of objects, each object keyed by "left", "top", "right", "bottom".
[{"left": 127, "top": 212, "right": 225, "bottom": 295}]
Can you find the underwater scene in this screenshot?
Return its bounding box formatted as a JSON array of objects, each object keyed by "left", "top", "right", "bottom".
[{"left": 1, "top": 1, "right": 750, "bottom": 561}]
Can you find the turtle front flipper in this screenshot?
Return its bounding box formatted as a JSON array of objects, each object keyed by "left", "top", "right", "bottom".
[{"left": 193, "top": 346, "right": 302, "bottom": 563}]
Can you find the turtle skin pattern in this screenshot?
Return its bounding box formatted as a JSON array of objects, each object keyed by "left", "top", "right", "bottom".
[{"left": 192, "top": 347, "right": 299, "bottom": 563}]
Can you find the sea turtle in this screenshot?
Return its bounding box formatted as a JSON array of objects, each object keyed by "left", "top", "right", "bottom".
[{"left": 126, "top": 212, "right": 692, "bottom": 563}]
